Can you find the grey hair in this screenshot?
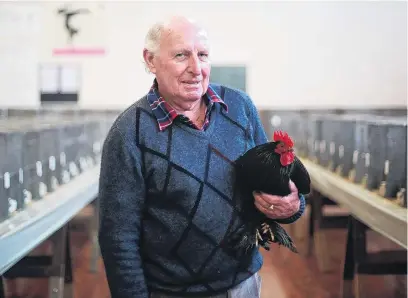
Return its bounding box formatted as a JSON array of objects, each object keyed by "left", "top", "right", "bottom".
[
  {"left": 142, "top": 16, "right": 209, "bottom": 73},
  {"left": 143, "top": 21, "right": 165, "bottom": 73},
  {"left": 144, "top": 21, "right": 166, "bottom": 56}
]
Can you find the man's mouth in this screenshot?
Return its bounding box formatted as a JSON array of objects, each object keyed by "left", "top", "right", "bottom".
[{"left": 183, "top": 81, "right": 200, "bottom": 86}]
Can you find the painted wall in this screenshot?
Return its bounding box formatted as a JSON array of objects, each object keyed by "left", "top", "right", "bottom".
[
  {"left": 0, "top": 2, "right": 42, "bottom": 108},
  {"left": 1, "top": 1, "right": 406, "bottom": 110}
]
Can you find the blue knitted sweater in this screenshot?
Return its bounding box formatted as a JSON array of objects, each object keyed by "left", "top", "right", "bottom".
[{"left": 98, "top": 84, "right": 305, "bottom": 298}]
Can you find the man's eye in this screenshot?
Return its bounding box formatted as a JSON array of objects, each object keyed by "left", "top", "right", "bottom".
[
  {"left": 175, "top": 53, "right": 185, "bottom": 58},
  {"left": 199, "top": 53, "right": 209, "bottom": 61}
]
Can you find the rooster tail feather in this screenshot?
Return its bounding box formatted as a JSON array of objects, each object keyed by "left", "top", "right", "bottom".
[
  {"left": 226, "top": 222, "right": 256, "bottom": 252},
  {"left": 269, "top": 222, "right": 299, "bottom": 253}
]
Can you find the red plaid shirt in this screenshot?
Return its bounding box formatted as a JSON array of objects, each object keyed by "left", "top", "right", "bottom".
[{"left": 147, "top": 80, "right": 228, "bottom": 131}]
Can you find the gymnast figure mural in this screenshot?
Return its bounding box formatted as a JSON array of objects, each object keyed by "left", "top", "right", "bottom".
[{"left": 57, "top": 5, "right": 90, "bottom": 45}]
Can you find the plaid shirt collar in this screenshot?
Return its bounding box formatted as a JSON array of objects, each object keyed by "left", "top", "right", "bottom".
[{"left": 147, "top": 79, "right": 228, "bottom": 131}]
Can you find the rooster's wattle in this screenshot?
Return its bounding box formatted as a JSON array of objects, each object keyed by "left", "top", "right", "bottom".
[{"left": 231, "top": 131, "right": 311, "bottom": 254}]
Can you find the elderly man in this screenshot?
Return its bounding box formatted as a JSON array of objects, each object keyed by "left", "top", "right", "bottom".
[{"left": 98, "top": 16, "right": 305, "bottom": 298}]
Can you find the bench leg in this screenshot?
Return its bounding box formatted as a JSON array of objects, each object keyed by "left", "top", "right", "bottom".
[
  {"left": 64, "top": 229, "right": 73, "bottom": 298},
  {"left": 352, "top": 218, "right": 366, "bottom": 298},
  {"left": 48, "top": 225, "right": 72, "bottom": 298},
  {"left": 293, "top": 204, "right": 312, "bottom": 257},
  {"left": 340, "top": 217, "right": 367, "bottom": 298},
  {"left": 49, "top": 276, "right": 65, "bottom": 298},
  {"left": 90, "top": 197, "right": 100, "bottom": 273},
  {"left": 307, "top": 201, "right": 314, "bottom": 257},
  {"left": 0, "top": 277, "right": 5, "bottom": 298},
  {"left": 394, "top": 275, "right": 407, "bottom": 297},
  {"left": 340, "top": 217, "right": 355, "bottom": 298},
  {"left": 312, "top": 193, "right": 332, "bottom": 272}
]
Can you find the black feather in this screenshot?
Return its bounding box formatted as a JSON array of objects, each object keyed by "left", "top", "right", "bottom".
[{"left": 230, "top": 139, "right": 311, "bottom": 254}]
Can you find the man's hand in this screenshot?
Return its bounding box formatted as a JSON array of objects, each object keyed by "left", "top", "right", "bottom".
[{"left": 253, "top": 180, "right": 300, "bottom": 220}]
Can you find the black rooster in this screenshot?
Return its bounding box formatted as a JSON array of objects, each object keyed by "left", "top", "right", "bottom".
[{"left": 231, "top": 131, "right": 311, "bottom": 254}]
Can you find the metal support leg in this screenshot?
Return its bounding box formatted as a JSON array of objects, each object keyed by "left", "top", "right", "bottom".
[
  {"left": 307, "top": 200, "right": 315, "bottom": 256},
  {"left": 0, "top": 277, "right": 5, "bottom": 298},
  {"left": 341, "top": 217, "right": 355, "bottom": 298},
  {"left": 48, "top": 225, "right": 68, "bottom": 298},
  {"left": 340, "top": 216, "right": 367, "bottom": 298},
  {"left": 90, "top": 197, "right": 100, "bottom": 273},
  {"left": 312, "top": 193, "right": 332, "bottom": 272},
  {"left": 64, "top": 229, "right": 73, "bottom": 298}
]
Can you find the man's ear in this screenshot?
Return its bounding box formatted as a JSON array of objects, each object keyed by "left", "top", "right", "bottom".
[{"left": 143, "top": 49, "right": 156, "bottom": 74}]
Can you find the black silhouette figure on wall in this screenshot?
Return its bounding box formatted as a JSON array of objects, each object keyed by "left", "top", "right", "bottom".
[{"left": 57, "top": 5, "right": 90, "bottom": 45}]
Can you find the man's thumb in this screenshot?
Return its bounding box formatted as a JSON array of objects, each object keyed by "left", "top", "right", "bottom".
[{"left": 289, "top": 180, "right": 298, "bottom": 193}]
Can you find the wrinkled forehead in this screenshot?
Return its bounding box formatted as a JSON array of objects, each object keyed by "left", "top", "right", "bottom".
[{"left": 161, "top": 23, "right": 210, "bottom": 52}]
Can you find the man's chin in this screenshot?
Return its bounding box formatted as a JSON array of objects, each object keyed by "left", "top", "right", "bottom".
[{"left": 182, "top": 90, "right": 205, "bottom": 101}]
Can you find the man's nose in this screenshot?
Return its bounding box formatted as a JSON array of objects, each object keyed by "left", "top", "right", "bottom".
[{"left": 188, "top": 55, "right": 201, "bottom": 75}]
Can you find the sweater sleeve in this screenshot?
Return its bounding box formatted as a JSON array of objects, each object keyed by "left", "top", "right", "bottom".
[
  {"left": 98, "top": 124, "right": 148, "bottom": 298},
  {"left": 274, "top": 194, "right": 306, "bottom": 224},
  {"left": 246, "top": 95, "right": 306, "bottom": 224}
]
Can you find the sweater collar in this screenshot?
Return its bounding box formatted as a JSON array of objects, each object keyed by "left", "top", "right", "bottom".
[{"left": 146, "top": 79, "right": 228, "bottom": 131}]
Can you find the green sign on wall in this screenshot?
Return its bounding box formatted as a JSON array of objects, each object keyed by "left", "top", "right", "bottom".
[{"left": 210, "top": 66, "right": 247, "bottom": 92}]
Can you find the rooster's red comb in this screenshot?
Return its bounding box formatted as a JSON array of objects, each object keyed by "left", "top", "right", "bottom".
[
  {"left": 273, "top": 131, "right": 295, "bottom": 166},
  {"left": 273, "top": 131, "right": 294, "bottom": 148}
]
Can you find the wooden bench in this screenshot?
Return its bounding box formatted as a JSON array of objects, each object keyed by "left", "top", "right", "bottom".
[
  {"left": 300, "top": 158, "right": 407, "bottom": 297},
  {"left": 0, "top": 167, "right": 100, "bottom": 298}
]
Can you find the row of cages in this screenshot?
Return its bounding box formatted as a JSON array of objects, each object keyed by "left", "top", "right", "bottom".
[
  {"left": 0, "top": 107, "right": 122, "bottom": 119},
  {"left": 260, "top": 111, "right": 407, "bottom": 208},
  {"left": 0, "top": 109, "right": 119, "bottom": 224}
]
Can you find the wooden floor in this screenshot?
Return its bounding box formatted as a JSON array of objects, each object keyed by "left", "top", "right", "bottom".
[{"left": 3, "top": 206, "right": 407, "bottom": 298}]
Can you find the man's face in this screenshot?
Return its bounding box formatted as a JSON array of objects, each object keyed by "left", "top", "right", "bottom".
[{"left": 146, "top": 21, "right": 211, "bottom": 108}]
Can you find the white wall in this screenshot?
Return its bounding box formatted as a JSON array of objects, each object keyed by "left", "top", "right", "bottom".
[
  {"left": 0, "top": 2, "right": 42, "bottom": 108},
  {"left": 2, "top": 1, "right": 407, "bottom": 110},
  {"left": 40, "top": 2, "right": 111, "bottom": 109}
]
